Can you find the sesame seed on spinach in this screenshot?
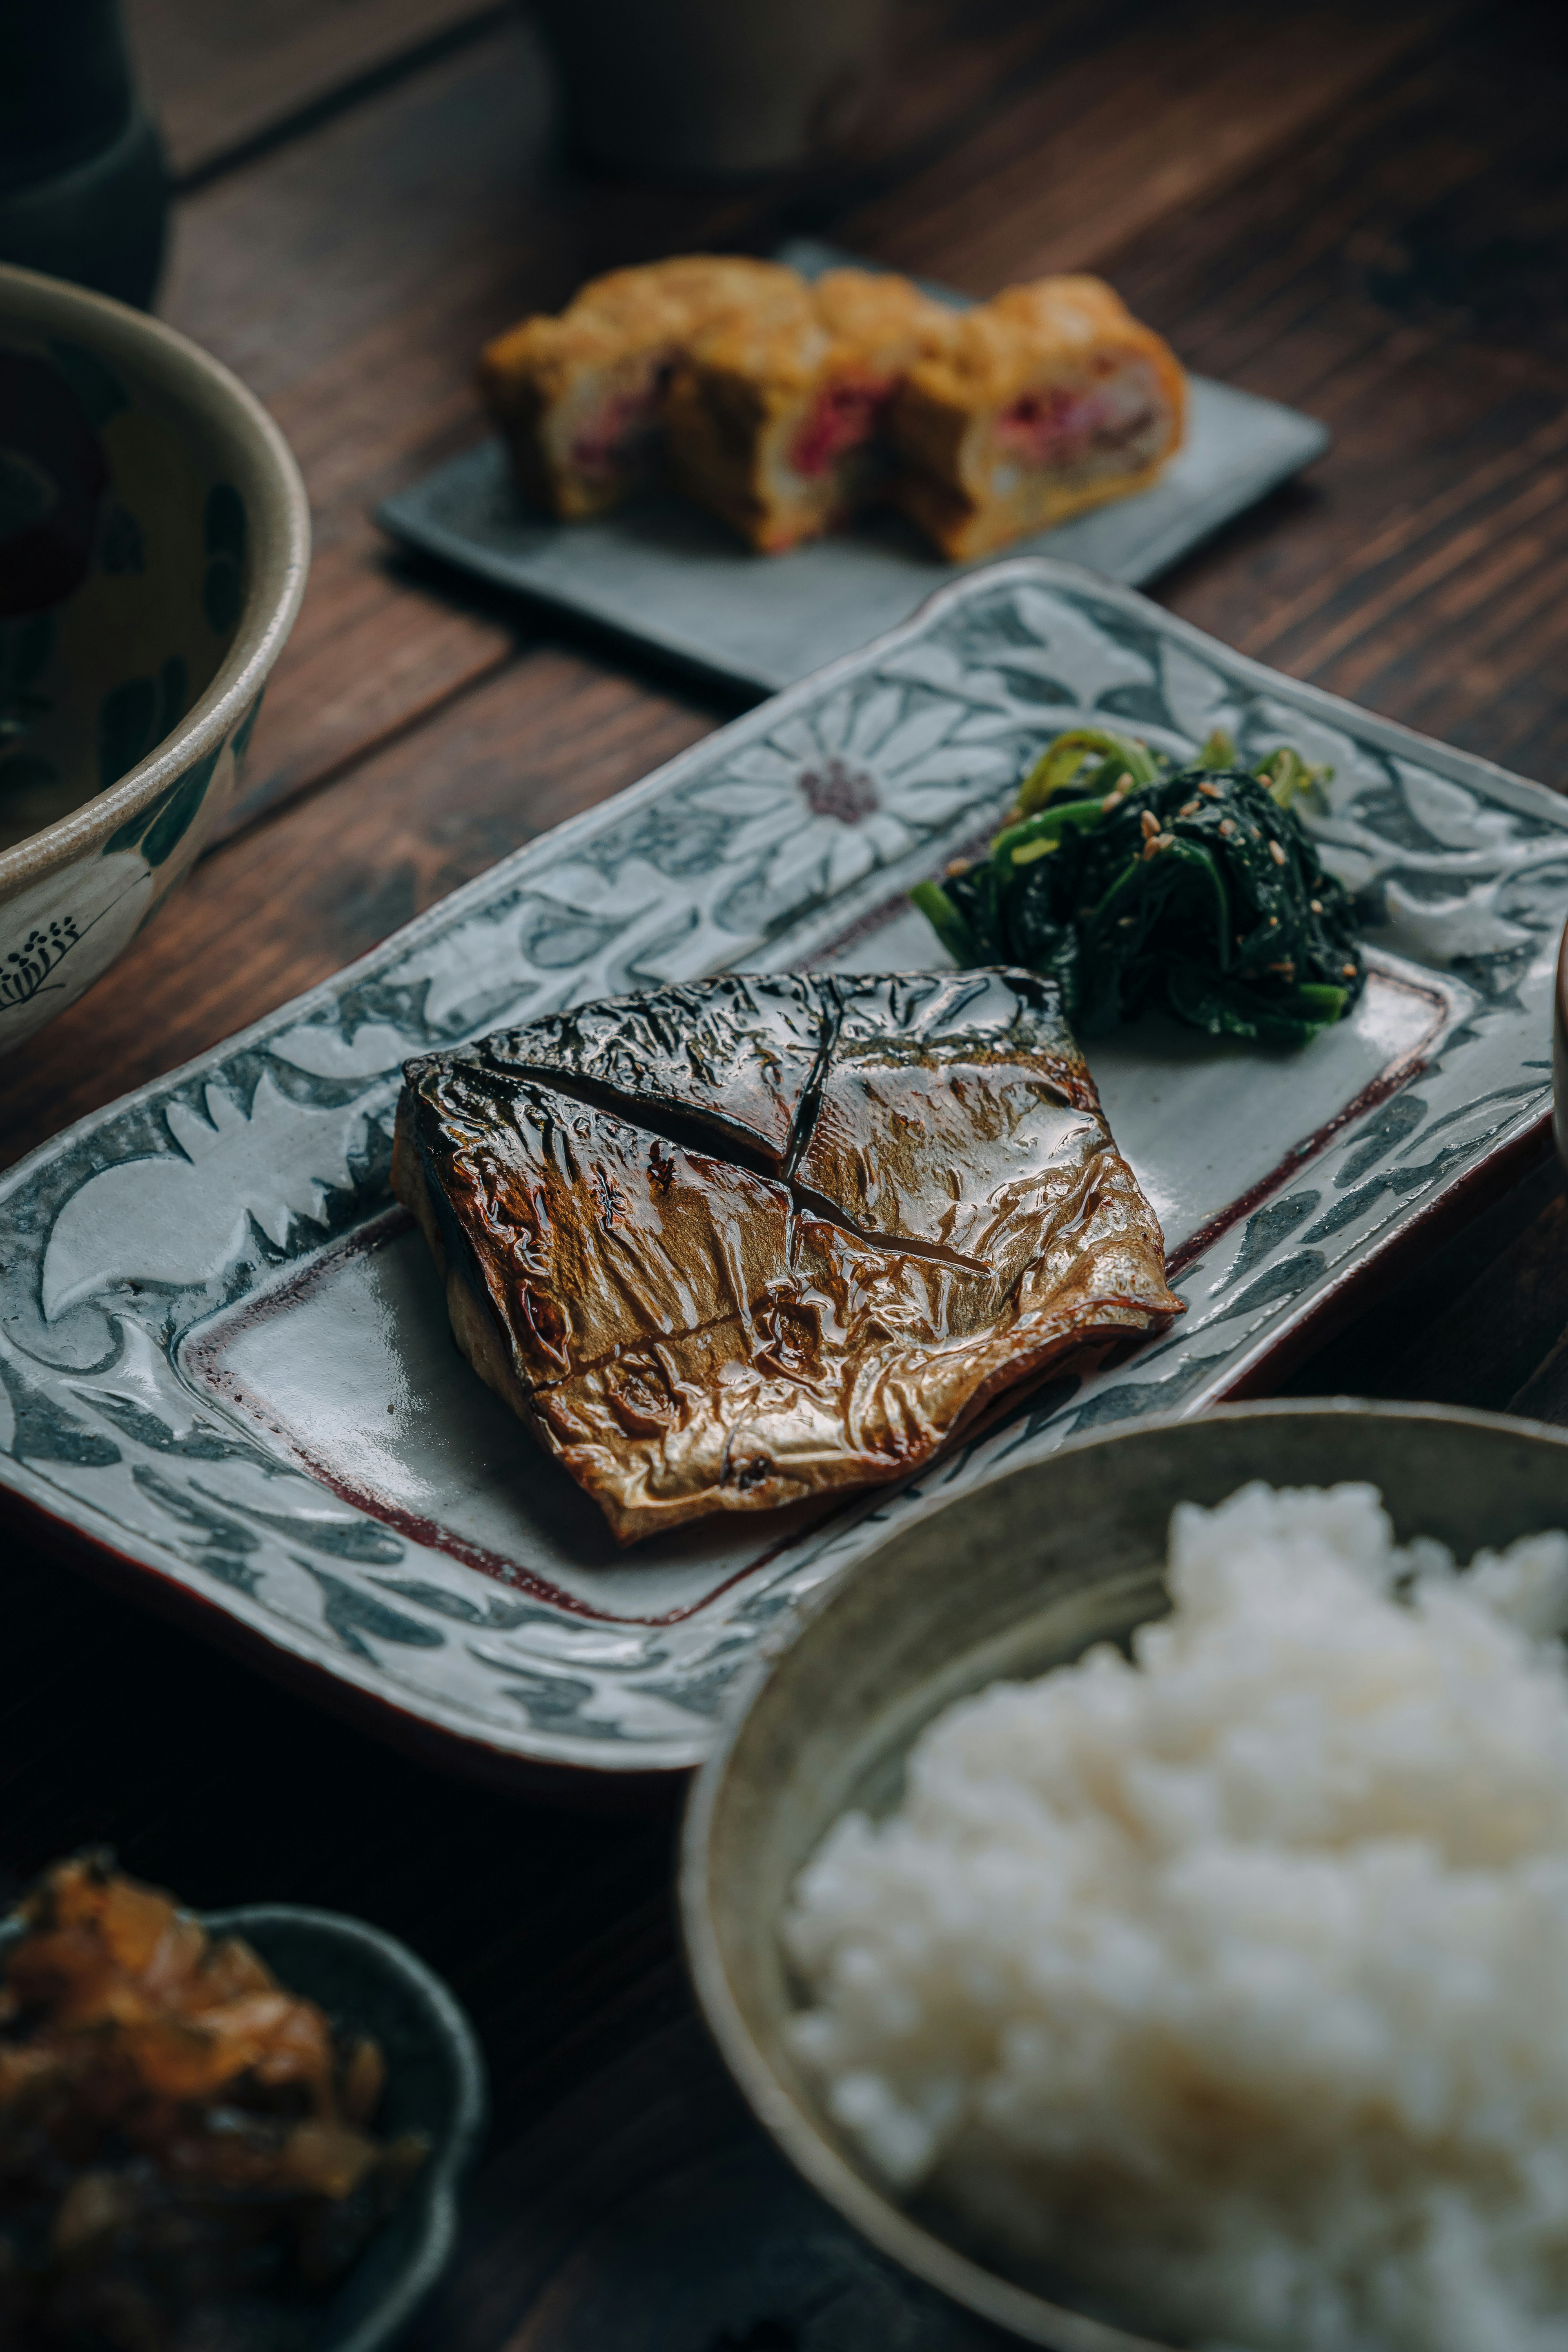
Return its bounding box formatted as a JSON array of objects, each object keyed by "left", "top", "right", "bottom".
[{"left": 910, "top": 726, "right": 1365, "bottom": 1049}]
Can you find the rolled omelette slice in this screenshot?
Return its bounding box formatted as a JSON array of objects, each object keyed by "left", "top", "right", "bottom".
[
  {"left": 664, "top": 269, "right": 956, "bottom": 555},
  {"left": 392, "top": 969, "right": 1181, "bottom": 1544},
  {"left": 477, "top": 256, "right": 811, "bottom": 521},
  {"left": 890, "top": 274, "right": 1186, "bottom": 561}
]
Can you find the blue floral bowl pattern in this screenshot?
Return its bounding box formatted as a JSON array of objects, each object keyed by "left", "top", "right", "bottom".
[{"left": 0, "top": 262, "right": 309, "bottom": 1053}]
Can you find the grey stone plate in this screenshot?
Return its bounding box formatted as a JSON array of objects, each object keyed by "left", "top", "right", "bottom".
[
  {"left": 0, "top": 1901, "right": 487, "bottom": 2352},
  {"left": 376, "top": 240, "right": 1328, "bottom": 694},
  {"left": 0, "top": 558, "right": 1562, "bottom": 1784},
  {"left": 682, "top": 1399, "right": 1568, "bottom": 2352}
]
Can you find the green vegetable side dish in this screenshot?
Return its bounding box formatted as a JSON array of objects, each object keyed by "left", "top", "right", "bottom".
[{"left": 911, "top": 726, "right": 1365, "bottom": 1048}]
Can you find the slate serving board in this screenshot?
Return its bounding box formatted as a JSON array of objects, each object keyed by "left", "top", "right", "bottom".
[{"left": 377, "top": 241, "right": 1329, "bottom": 695}]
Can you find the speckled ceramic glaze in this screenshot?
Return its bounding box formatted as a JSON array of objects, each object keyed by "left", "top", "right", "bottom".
[
  {"left": 0, "top": 1900, "right": 486, "bottom": 2352},
  {"left": 0, "top": 262, "right": 309, "bottom": 1052},
  {"left": 682, "top": 1399, "right": 1568, "bottom": 2352}
]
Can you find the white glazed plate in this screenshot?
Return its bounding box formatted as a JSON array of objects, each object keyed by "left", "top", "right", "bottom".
[{"left": 0, "top": 559, "right": 1561, "bottom": 1780}]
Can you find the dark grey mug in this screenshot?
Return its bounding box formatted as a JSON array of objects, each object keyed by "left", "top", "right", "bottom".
[
  {"left": 530, "top": 0, "right": 891, "bottom": 179},
  {"left": 0, "top": 0, "right": 166, "bottom": 309}
]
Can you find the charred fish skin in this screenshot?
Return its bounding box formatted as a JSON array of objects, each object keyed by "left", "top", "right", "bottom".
[
  {"left": 461, "top": 969, "right": 829, "bottom": 1170},
  {"left": 394, "top": 969, "right": 1181, "bottom": 1545},
  {"left": 795, "top": 968, "right": 1106, "bottom": 1259}
]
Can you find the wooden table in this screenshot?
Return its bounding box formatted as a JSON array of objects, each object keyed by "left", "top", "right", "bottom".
[{"left": 3, "top": 0, "right": 1567, "bottom": 2338}]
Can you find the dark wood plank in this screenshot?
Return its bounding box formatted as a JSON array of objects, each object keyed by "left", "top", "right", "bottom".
[
  {"left": 1106, "top": 2, "right": 1568, "bottom": 784},
  {"left": 127, "top": 0, "right": 1076, "bottom": 196},
  {"left": 154, "top": 9, "right": 760, "bottom": 835},
  {"left": 1279, "top": 1156, "right": 1568, "bottom": 1410},
  {"left": 402, "top": 2012, "right": 769, "bottom": 2352},
  {"left": 150, "top": 0, "right": 1466, "bottom": 846},
  {"left": 841, "top": 0, "right": 1458, "bottom": 292},
  {"left": 125, "top": 0, "right": 506, "bottom": 183},
  {"left": 156, "top": 24, "right": 561, "bottom": 827}
]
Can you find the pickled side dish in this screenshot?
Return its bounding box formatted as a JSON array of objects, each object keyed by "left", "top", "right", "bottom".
[{"left": 0, "top": 1855, "right": 425, "bottom": 2351}]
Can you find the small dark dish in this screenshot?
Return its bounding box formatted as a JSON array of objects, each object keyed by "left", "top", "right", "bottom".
[{"left": 0, "top": 1901, "right": 487, "bottom": 2352}]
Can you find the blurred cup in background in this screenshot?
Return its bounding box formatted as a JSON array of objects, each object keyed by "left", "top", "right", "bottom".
[
  {"left": 0, "top": 0, "right": 165, "bottom": 309},
  {"left": 529, "top": 0, "right": 891, "bottom": 180}
]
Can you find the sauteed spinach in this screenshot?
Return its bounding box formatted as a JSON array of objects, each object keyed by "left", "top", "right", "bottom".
[{"left": 911, "top": 727, "right": 1364, "bottom": 1047}]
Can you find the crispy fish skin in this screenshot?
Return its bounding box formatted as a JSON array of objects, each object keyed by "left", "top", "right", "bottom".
[
  {"left": 794, "top": 969, "right": 1105, "bottom": 1257},
  {"left": 394, "top": 970, "right": 1180, "bottom": 1544},
  {"left": 470, "top": 970, "right": 828, "bottom": 1169}
]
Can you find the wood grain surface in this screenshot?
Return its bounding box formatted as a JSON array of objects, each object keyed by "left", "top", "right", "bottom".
[
  {"left": 3, "top": 2, "right": 1566, "bottom": 2341},
  {"left": 125, "top": 0, "right": 510, "bottom": 183}
]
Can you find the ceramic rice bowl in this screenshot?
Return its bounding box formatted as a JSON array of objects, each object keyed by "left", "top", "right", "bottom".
[
  {"left": 0, "top": 261, "right": 308, "bottom": 1053},
  {"left": 682, "top": 1398, "right": 1568, "bottom": 2352}
]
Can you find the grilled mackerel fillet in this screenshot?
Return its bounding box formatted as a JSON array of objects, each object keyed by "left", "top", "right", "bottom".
[{"left": 392, "top": 969, "right": 1180, "bottom": 1544}]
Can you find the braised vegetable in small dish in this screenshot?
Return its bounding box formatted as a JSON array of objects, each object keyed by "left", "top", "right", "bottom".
[
  {"left": 912, "top": 726, "right": 1364, "bottom": 1047},
  {"left": 0, "top": 1856, "right": 428, "bottom": 2351}
]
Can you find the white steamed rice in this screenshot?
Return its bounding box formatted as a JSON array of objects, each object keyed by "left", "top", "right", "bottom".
[{"left": 783, "top": 1481, "right": 1568, "bottom": 2352}]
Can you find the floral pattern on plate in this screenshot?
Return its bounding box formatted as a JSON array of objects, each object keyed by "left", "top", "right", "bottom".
[{"left": 0, "top": 560, "right": 1563, "bottom": 1776}]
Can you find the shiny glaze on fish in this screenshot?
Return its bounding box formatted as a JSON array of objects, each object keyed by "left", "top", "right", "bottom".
[
  {"left": 393, "top": 969, "right": 1180, "bottom": 1544},
  {"left": 470, "top": 971, "right": 827, "bottom": 1169}
]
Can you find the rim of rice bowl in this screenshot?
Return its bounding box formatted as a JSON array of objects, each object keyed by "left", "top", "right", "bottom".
[{"left": 680, "top": 1399, "right": 1568, "bottom": 2352}]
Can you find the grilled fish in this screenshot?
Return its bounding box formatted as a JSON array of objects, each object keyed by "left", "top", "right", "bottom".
[{"left": 392, "top": 969, "right": 1180, "bottom": 1544}]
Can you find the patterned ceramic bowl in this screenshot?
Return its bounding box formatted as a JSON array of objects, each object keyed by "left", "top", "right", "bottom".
[{"left": 0, "top": 261, "right": 309, "bottom": 1054}]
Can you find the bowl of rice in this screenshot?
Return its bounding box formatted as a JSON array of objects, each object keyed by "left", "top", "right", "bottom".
[{"left": 681, "top": 1399, "right": 1568, "bottom": 2352}]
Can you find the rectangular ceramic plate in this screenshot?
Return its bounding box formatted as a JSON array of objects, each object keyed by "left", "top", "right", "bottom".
[
  {"left": 376, "top": 240, "right": 1329, "bottom": 694},
  {"left": 2, "top": 559, "right": 1561, "bottom": 1781}
]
